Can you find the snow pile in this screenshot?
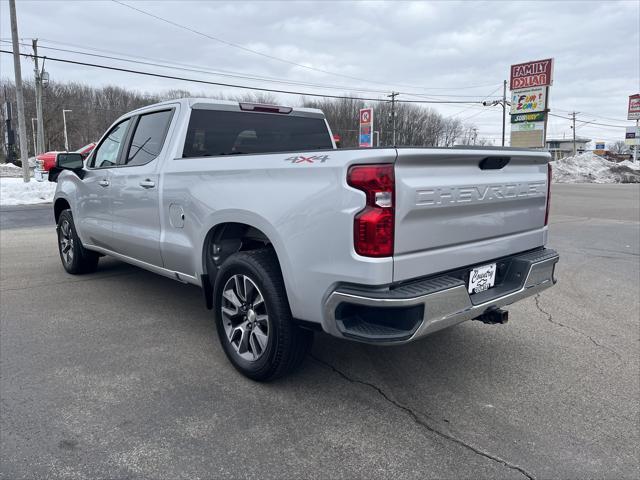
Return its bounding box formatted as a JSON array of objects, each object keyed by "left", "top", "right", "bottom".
[
  {"left": 0, "top": 163, "right": 23, "bottom": 178},
  {"left": 0, "top": 177, "right": 56, "bottom": 205},
  {"left": 552, "top": 152, "right": 640, "bottom": 183}
]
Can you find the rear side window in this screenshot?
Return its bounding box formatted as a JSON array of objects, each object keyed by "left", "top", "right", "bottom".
[
  {"left": 125, "top": 110, "right": 174, "bottom": 166},
  {"left": 182, "top": 110, "right": 332, "bottom": 157}
]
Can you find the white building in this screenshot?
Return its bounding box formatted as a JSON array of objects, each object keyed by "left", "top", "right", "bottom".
[{"left": 545, "top": 137, "right": 591, "bottom": 160}]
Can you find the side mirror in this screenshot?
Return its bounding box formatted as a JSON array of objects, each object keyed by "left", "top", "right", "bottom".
[
  {"left": 56, "top": 152, "right": 84, "bottom": 170},
  {"left": 49, "top": 152, "right": 85, "bottom": 182}
]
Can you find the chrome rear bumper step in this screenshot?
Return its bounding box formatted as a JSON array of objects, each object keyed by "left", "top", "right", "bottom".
[{"left": 323, "top": 248, "right": 559, "bottom": 344}]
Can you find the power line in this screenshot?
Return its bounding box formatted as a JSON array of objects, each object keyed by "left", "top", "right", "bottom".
[
  {"left": 3, "top": 36, "right": 503, "bottom": 95},
  {"left": 551, "top": 107, "right": 628, "bottom": 123},
  {"left": 109, "top": 1, "right": 501, "bottom": 93},
  {"left": 0, "top": 49, "right": 485, "bottom": 105},
  {"left": 446, "top": 85, "right": 503, "bottom": 118},
  {"left": 457, "top": 104, "right": 499, "bottom": 123},
  {"left": 0, "top": 39, "right": 394, "bottom": 96},
  {"left": 0, "top": 39, "right": 503, "bottom": 100},
  {"left": 112, "top": 0, "right": 382, "bottom": 85},
  {"left": 548, "top": 112, "right": 628, "bottom": 128}
]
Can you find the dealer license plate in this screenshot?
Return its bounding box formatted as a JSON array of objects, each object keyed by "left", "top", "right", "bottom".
[{"left": 468, "top": 263, "right": 497, "bottom": 294}]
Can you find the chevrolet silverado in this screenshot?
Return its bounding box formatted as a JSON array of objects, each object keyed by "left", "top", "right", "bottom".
[{"left": 51, "top": 98, "right": 559, "bottom": 380}]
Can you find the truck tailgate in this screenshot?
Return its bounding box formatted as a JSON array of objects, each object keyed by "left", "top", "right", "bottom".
[{"left": 393, "top": 148, "right": 550, "bottom": 282}]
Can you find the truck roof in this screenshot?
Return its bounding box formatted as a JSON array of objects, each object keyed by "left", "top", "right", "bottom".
[{"left": 126, "top": 97, "right": 325, "bottom": 119}]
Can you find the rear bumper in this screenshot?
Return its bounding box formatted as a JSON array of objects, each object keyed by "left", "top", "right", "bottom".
[{"left": 323, "top": 248, "right": 559, "bottom": 344}]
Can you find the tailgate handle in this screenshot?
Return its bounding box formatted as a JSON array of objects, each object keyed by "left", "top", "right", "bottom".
[{"left": 479, "top": 157, "right": 510, "bottom": 170}]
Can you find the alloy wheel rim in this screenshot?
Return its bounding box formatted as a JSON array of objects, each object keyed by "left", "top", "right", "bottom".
[
  {"left": 59, "top": 220, "right": 74, "bottom": 265},
  {"left": 221, "top": 274, "right": 270, "bottom": 362}
]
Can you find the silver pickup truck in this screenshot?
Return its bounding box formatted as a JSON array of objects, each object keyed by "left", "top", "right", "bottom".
[{"left": 51, "top": 98, "right": 559, "bottom": 380}]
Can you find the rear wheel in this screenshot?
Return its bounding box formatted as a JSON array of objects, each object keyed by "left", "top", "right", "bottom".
[
  {"left": 57, "top": 209, "right": 99, "bottom": 274},
  {"left": 213, "top": 249, "right": 313, "bottom": 381}
]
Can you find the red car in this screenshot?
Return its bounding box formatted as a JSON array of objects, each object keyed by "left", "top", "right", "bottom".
[{"left": 34, "top": 143, "right": 96, "bottom": 181}]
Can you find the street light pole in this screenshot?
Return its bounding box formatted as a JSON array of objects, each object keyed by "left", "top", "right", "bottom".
[
  {"left": 31, "top": 117, "right": 37, "bottom": 156},
  {"left": 502, "top": 79, "right": 507, "bottom": 147},
  {"left": 32, "top": 39, "right": 45, "bottom": 154},
  {"left": 482, "top": 88, "right": 511, "bottom": 148},
  {"left": 388, "top": 91, "right": 399, "bottom": 146},
  {"left": 62, "top": 109, "right": 72, "bottom": 151},
  {"left": 635, "top": 119, "right": 639, "bottom": 164}
]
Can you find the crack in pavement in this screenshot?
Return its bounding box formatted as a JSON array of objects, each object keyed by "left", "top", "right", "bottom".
[
  {"left": 580, "top": 246, "right": 639, "bottom": 258},
  {"left": 534, "top": 294, "right": 622, "bottom": 360},
  {"left": 310, "top": 354, "right": 536, "bottom": 480}
]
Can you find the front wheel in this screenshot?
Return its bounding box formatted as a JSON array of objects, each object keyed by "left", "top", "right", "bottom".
[
  {"left": 57, "top": 209, "right": 99, "bottom": 274},
  {"left": 213, "top": 249, "right": 313, "bottom": 381}
]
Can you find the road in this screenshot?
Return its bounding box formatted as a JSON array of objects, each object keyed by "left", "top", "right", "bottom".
[
  {"left": 1, "top": 184, "right": 638, "bottom": 479},
  {"left": 0, "top": 204, "right": 52, "bottom": 229}
]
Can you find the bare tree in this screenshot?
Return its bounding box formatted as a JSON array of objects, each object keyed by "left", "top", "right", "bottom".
[
  {"left": 1, "top": 79, "right": 483, "bottom": 160},
  {"left": 1, "top": 80, "right": 164, "bottom": 156},
  {"left": 608, "top": 140, "right": 629, "bottom": 154},
  {"left": 301, "top": 96, "right": 475, "bottom": 148},
  {"left": 233, "top": 92, "right": 278, "bottom": 104}
]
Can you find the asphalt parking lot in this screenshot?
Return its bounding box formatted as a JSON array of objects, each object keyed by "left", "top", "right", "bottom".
[{"left": 1, "top": 184, "right": 638, "bottom": 480}]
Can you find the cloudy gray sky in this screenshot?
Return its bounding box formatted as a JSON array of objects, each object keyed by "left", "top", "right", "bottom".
[{"left": 1, "top": 0, "right": 639, "bottom": 145}]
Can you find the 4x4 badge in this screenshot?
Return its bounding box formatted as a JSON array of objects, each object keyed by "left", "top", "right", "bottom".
[{"left": 284, "top": 155, "right": 329, "bottom": 164}]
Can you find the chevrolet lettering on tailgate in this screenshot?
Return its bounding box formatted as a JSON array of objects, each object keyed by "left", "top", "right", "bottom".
[{"left": 415, "top": 182, "right": 546, "bottom": 207}]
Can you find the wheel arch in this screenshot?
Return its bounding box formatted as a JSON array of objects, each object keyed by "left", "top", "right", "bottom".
[
  {"left": 54, "top": 197, "right": 71, "bottom": 224},
  {"left": 202, "top": 221, "right": 282, "bottom": 280},
  {"left": 198, "top": 216, "right": 296, "bottom": 312}
]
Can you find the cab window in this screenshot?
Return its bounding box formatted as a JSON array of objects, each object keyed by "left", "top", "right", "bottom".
[
  {"left": 90, "top": 119, "right": 131, "bottom": 168},
  {"left": 124, "top": 110, "right": 174, "bottom": 166}
]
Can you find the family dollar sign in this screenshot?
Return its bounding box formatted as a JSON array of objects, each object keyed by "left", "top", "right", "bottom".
[{"left": 510, "top": 58, "right": 554, "bottom": 90}]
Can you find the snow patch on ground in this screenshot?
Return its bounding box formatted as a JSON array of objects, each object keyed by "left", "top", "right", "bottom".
[
  {"left": 0, "top": 177, "right": 56, "bottom": 205},
  {"left": 552, "top": 152, "right": 640, "bottom": 183},
  {"left": 0, "top": 163, "right": 24, "bottom": 178}
]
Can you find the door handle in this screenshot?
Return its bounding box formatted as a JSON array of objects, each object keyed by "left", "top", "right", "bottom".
[
  {"left": 139, "top": 179, "right": 156, "bottom": 189},
  {"left": 98, "top": 179, "right": 110, "bottom": 187}
]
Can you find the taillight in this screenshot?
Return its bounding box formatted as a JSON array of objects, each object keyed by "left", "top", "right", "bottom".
[
  {"left": 545, "top": 163, "right": 552, "bottom": 226},
  {"left": 347, "top": 164, "right": 394, "bottom": 257}
]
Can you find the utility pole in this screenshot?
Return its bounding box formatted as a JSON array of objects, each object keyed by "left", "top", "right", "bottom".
[
  {"left": 9, "top": 0, "right": 30, "bottom": 182},
  {"left": 3, "top": 86, "right": 16, "bottom": 163},
  {"left": 570, "top": 111, "right": 579, "bottom": 156},
  {"left": 63, "top": 109, "right": 72, "bottom": 151},
  {"left": 32, "top": 39, "right": 45, "bottom": 154},
  {"left": 502, "top": 79, "right": 507, "bottom": 147},
  {"left": 483, "top": 84, "right": 510, "bottom": 147},
  {"left": 388, "top": 91, "right": 399, "bottom": 146}
]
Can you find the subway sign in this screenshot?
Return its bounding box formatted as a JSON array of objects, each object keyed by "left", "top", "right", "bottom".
[{"left": 511, "top": 112, "right": 546, "bottom": 123}]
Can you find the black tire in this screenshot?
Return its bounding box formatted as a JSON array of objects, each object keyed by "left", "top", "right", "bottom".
[
  {"left": 57, "top": 209, "right": 99, "bottom": 274},
  {"left": 213, "top": 249, "right": 313, "bottom": 381}
]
